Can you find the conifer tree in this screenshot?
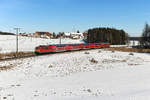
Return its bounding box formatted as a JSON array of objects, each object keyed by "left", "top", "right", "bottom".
[
  {"left": 86, "top": 27, "right": 128, "bottom": 45},
  {"left": 140, "top": 23, "right": 150, "bottom": 48}
]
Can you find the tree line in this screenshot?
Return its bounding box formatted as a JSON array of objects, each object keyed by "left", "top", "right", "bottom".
[
  {"left": 86, "top": 27, "right": 128, "bottom": 45},
  {"left": 140, "top": 23, "right": 150, "bottom": 48},
  {"left": 0, "top": 31, "right": 14, "bottom": 35}
]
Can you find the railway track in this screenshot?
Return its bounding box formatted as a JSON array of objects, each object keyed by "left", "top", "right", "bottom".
[
  {"left": 0, "top": 46, "right": 128, "bottom": 62},
  {"left": 0, "top": 54, "right": 37, "bottom": 62},
  {"left": 0, "top": 48, "right": 107, "bottom": 62}
]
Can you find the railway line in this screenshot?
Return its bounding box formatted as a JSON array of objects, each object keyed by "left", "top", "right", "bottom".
[
  {"left": 0, "top": 43, "right": 111, "bottom": 62},
  {"left": 0, "top": 53, "right": 36, "bottom": 62},
  {"left": 0, "top": 43, "right": 129, "bottom": 62},
  {"left": 0, "top": 48, "right": 108, "bottom": 62}
]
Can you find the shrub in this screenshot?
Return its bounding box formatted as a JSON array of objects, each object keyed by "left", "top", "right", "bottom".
[
  {"left": 0, "top": 65, "right": 12, "bottom": 71},
  {"left": 90, "top": 58, "right": 98, "bottom": 64},
  {"left": 84, "top": 52, "right": 90, "bottom": 54},
  {"left": 111, "top": 50, "right": 115, "bottom": 53},
  {"left": 48, "top": 65, "right": 53, "bottom": 68},
  {"left": 98, "top": 50, "right": 101, "bottom": 53},
  {"left": 129, "top": 52, "right": 134, "bottom": 56}
]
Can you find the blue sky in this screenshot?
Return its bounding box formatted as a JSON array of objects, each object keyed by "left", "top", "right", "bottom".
[{"left": 0, "top": 0, "right": 150, "bottom": 36}]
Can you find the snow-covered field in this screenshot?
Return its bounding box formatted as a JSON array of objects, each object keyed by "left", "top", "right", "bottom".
[
  {"left": 0, "top": 35, "right": 129, "bottom": 53},
  {"left": 0, "top": 35, "right": 150, "bottom": 100},
  {"left": 0, "top": 35, "right": 84, "bottom": 53},
  {"left": 0, "top": 49, "right": 150, "bottom": 100}
]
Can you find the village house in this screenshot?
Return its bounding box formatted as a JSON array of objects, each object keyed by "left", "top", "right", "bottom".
[
  {"left": 34, "top": 32, "right": 52, "bottom": 38},
  {"left": 83, "top": 32, "right": 88, "bottom": 40},
  {"left": 64, "top": 32, "right": 71, "bottom": 38},
  {"left": 70, "top": 32, "right": 83, "bottom": 39},
  {"left": 64, "top": 32, "right": 83, "bottom": 39}
]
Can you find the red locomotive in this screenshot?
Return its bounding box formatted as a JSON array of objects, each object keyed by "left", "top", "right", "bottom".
[{"left": 35, "top": 43, "right": 110, "bottom": 54}]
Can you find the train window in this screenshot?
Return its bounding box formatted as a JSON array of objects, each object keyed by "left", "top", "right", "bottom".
[
  {"left": 66, "top": 45, "right": 71, "bottom": 46},
  {"left": 72, "top": 44, "right": 79, "bottom": 46},
  {"left": 42, "top": 47, "right": 49, "bottom": 49},
  {"left": 36, "top": 47, "right": 40, "bottom": 49},
  {"left": 56, "top": 44, "right": 66, "bottom": 47},
  {"left": 84, "top": 44, "right": 89, "bottom": 46}
]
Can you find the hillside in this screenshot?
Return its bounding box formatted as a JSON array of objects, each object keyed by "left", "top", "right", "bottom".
[
  {"left": 0, "top": 32, "right": 14, "bottom": 35},
  {"left": 0, "top": 49, "right": 150, "bottom": 100}
]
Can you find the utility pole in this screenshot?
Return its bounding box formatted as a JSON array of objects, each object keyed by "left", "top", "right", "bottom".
[
  {"left": 60, "top": 33, "right": 61, "bottom": 44},
  {"left": 14, "top": 28, "right": 21, "bottom": 55}
]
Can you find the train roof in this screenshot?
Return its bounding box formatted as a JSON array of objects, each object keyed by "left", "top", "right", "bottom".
[{"left": 37, "top": 43, "right": 109, "bottom": 47}]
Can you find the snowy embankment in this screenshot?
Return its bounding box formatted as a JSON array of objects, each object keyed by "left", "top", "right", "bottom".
[
  {"left": 0, "top": 49, "right": 150, "bottom": 100},
  {"left": 0, "top": 35, "right": 133, "bottom": 53},
  {"left": 0, "top": 35, "right": 84, "bottom": 53}
]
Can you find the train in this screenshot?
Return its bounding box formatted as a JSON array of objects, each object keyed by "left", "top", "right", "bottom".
[{"left": 35, "top": 43, "right": 110, "bottom": 54}]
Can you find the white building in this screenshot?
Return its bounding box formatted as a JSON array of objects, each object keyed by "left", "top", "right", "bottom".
[
  {"left": 64, "top": 32, "right": 71, "bottom": 37},
  {"left": 64, "top": 32, "right": 83, "bottom": 39}
]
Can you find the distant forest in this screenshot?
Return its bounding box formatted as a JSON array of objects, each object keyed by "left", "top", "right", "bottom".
[
  {"left": 0, "top": 31, "right": 14, "bottom": 35},
  {"left": 86, "top": 27, "right": 129, "bottom": 45}
]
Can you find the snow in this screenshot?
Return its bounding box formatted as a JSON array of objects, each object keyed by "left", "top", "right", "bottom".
[
  {"left": 0, "top": 35, "right": 135, "bottom": 53},
  {"left": 0, "top": 35, "right": 84, "bottom": 53},
  {"left": 0, "top": 48, "right": 150, "bottom": 100},
  {"left": 1, "top": 35, "right": 150, "bottom": 100}
]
